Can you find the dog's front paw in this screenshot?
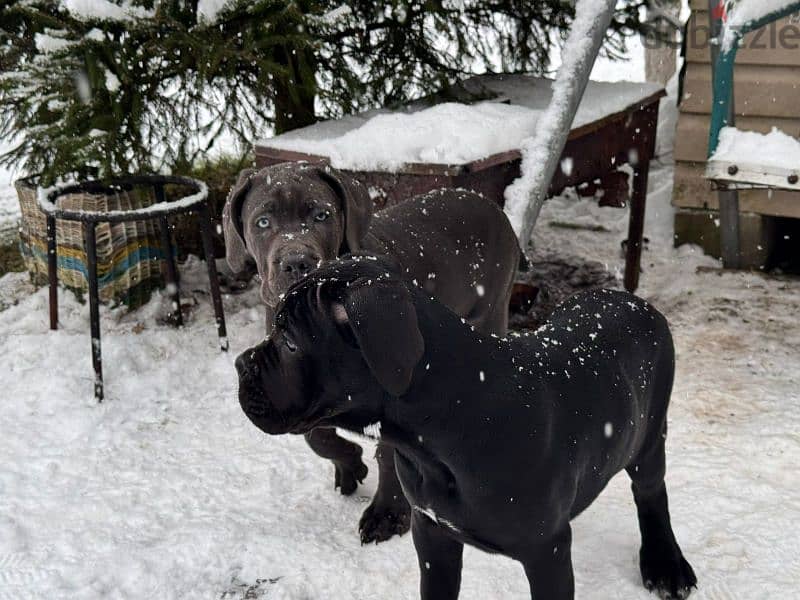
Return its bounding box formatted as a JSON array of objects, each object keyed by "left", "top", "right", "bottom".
[
  {"left": 334, "top": 460, "right": 368, "bottom": 496},
  {"left": 358, "top": 499, "right": 411, "bottom": 544},
  {"left": 640, "top": 545, "right": 697, "bottom": 599}
]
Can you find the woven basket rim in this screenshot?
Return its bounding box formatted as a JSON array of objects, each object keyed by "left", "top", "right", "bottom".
[{"left": 36, "top": 175, "right": 208, "bottom": 223}]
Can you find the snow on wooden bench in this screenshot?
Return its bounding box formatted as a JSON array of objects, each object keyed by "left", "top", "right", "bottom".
[
  {"left": 257, "top": 76, "right": 663, "bottom": 172},
  {"left": 706, "top": 126, "right": 800, "bottom": 191}
]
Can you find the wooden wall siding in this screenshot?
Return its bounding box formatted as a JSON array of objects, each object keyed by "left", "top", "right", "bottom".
[
  {"left": 681, "top": 63, "right": 800, "bottom": 117},
  {"left": 673, "top": 3, "right": 800, "bottom": 215},
  {"left": 685, "top": 8, "right": 800, "bottom": 67},
  {"left": 675, "top": 114, "right": 800, "bottom": 162}
]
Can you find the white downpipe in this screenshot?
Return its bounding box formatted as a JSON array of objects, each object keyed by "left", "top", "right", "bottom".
[{"left": 504, "top": 0, "right": 619, "bottom": 247}]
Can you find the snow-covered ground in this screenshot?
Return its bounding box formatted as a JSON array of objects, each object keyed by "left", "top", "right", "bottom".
[{"left": 2, "top": 75, "right": 800, "bottom": 598}]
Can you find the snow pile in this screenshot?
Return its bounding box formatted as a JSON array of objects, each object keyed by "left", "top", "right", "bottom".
[
  {"left": 104, "top": 70, "right": 121, "bottom": 93},
  {"left": 34, "top": 32, "right": 75, "bottom": 54},
  {"left": 711, "top": 126, "right": 800, "bottom": 169},
  {"left": 310, "top": 5, "right": 353, "bottom": 25},
  {"left": 61, "top": 0, "right": 155, "bottom": 22},
  {"left": 268, "top": 102, "right": 542, "bottom": 170}
]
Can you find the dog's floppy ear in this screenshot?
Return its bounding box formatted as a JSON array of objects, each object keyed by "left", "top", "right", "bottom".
[
  {"left": 332, "top": 277, "right": 424, "bottom": 397},
  {"left": 223, "top": 168, "right": 257, "bottom": 273},
  {"left": 314, "top": 167, "right": 373, "bottom": 254}
]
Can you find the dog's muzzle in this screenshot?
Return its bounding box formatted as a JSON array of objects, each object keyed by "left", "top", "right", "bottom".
[
  {"left": 235, "top": 347, "right": 292, "bottom": 435},
  {"left": 279, "top": 251, "right": 321, "bottom": 282}
]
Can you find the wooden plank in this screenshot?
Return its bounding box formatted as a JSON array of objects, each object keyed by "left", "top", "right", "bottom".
[
  {"left": 672, "top": 161, "right": 800, "bottom": 218},
  {"left": 680, "top": 62, "right": 800, "bottom": 117},
  {"left": 674, "top": 113, "right": 800, "bottom": 163},
  {"left": 706, "top": 159, "right": 800, "bottom": 191},
  {"left": 686, "top": 11, "right": 800, "bottom": 67}
]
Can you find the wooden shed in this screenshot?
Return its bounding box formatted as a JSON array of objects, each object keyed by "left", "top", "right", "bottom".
[{"left": 673, "top": 0, "right": 800, "bottom": 265}]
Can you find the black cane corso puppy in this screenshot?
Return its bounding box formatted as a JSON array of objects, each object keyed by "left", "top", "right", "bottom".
[
  {"left": 236, "top": 257, "right": 697, "bottom": 600},
  {"left": 223, "top": 162, "right": 523, "bottom": 543}
]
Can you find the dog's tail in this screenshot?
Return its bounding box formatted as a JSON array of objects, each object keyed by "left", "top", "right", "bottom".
[{"left": 518, "top": 248, "right": 531, "bottom": 272}]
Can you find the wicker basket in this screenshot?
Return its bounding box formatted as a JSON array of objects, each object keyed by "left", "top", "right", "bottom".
[{"left": 16, "top": 177, "right": 165, "bottom": 309}]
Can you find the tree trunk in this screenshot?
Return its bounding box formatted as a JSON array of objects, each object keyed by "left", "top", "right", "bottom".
[{"left": 272, "top": 45, "right": 317, "bottom": 135}]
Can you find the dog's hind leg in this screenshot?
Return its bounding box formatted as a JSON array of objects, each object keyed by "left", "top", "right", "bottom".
[
  {"left": 626, "top": 422, "right": 697, "bottom": 599},
  {"left": 304, "top": 427, "right": 368, "bottom": 496},
  {"left": 359, "top": 443, "right": 411, "bottom": 544},
  {"left": 470, "top": 261, "right": 515, "bottom": 337},
  {"left": 475, "top": 296, "right": 511, "bottom": 337},
  {"left": 522, "top": 525, "right": 575, "bottom": 600},
  {"left": 411, "top": 511, "right": 464, "bottom": 600}
]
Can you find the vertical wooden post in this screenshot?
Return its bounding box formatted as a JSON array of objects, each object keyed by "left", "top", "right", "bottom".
[
  {"left": 504, "top": 0, "right": 618, "bottom": 245},
  {"left": 708, "top": 0, "right": 741, "bottom": 269}
]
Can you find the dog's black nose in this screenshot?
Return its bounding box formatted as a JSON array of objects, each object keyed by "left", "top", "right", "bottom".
[{"left": 280, "top": 253, "right": 317, "bottom": 278}]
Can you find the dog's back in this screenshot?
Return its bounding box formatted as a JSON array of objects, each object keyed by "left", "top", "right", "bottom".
[
  {"left": 405, "top": 285, "right": 675, "bottom": 521},
  {"left": 516, "top": 289, "right": 675, "bottom": 515},
  {"left": 366, "top": 188, "right": 522, "bottom": 335}
]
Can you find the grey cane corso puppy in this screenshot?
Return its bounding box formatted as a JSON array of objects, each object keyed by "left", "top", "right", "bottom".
[
  {"left": 223, "top": 162, "right": 523, "bottom": 543},
  {"left": 235, "top": 257, "right": 697, "bottom": 600}
]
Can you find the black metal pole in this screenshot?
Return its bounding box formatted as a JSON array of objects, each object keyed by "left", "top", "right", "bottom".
[
  {"left": 84, "top": 223, "right": 104, "bottom": 401},
  {"left": 155, "top": 185, "right": 183, "bottom": 327},
  {"left": 624, "top": 160, "right": 649, "bottom": 293},
  {"left": 46, "top": 215, "right": 58, "bottom": 330},
  {"left": 158, "top": 215, "right": 183, "bottom": 326},
  {"left": 198, "top": 202, "right": 228, "bottom": 351}
]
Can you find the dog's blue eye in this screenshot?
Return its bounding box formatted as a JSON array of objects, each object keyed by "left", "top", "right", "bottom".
[
  {"left": 314, "top": 210, "right": 330, "bottom": 222},
  {"left": 256, "top": 216, "right": 271, "bottom": 229}
]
